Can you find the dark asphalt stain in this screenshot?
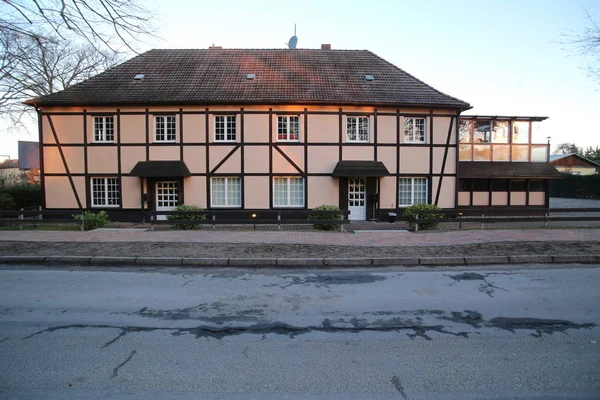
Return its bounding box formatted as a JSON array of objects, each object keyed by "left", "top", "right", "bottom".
[
  {"left": 441, "top": 310, "right": 484, "bottom": 328},
  {"left": 111, "top": 350, "right": 136, "bottom": 379},
  {"left": 242, "top": 346, "right": 250, "bottom": 358},
  {"left": 447, "top": 273, "right": 508, "bottom": 298},
  {"left": 486, "top": 317, "right": 596, "bottom": 338},
  {"left": 280, "top": 273, "right": 386, "bottom": 288},
  {"left": 135, "top": 305, "right": 265, "bottom": 321},
  {"left": 369, "top": 309, "right": 445, "bottom": 316},
  {"left": 391, "top": 375, "right": 408, "bottom": 399},
  {"left": 0, "top": 337, "right": 9, "bottom": 344},
  {"left": 182, "top": 280, "right": 193, "bottom": 286}
]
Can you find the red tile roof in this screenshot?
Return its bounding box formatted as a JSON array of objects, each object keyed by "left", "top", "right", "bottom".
[{"left": 28, "top": 49, "right": 470, "bottom": 109}]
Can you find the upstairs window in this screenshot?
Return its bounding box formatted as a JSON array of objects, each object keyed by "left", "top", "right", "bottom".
[
  {"left": 91, "top": 177, "right": 120, "bottom": 207},
  {"left": 94, "top": 116, "right": 114, "bottom": 142},
  {"left": 404, "top": 118, "right": 426, "bottom": 143},
  {"left": 346, "top": 117, "right": 369, "bottom": 142},
  {"left": 277, "top": 115, "right": 300, "bottom": 141},
  {"left": 215, "top": 115, "right": 237, "bottom": 141},
  {"left": 155, "top": 115, "right": 176, "bottom": 142}
]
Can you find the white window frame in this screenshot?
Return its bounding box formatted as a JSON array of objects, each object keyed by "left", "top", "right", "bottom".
[
  {"left": 346, "top": 116, "right": 370, "bottom": 143},
  {"left": 91, "top": 177, "right": 120, "bottom": 208},
  {"left": 273, "top": 177, "right": 304, "bottom": 208},
  {"left": 214, "top": 115, "right": 237, "bottom": 142},
  {"left": 154, "top": 115, "right": 176, "bottom": 142},
  {"left": 404, "top": 117, "right": 427, "bottom": 143},
  {"left": 277, "top": 115, "right": 300, "bottom": 142},
  {"left": 398, "top": 177, "right": 428, "bottom": 207},
  {"left": 210, "top": 177, "right": 241, "bottom": 208},
  {"left": 93, "top": 116, "right": 114, "bottom": 143}
]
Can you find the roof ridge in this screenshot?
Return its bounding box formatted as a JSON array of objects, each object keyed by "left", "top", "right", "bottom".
[{"left": 364, "top": 50, "right": 470, "bottom": 109}]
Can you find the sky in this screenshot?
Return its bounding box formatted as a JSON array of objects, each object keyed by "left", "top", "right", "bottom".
[{"left": 2, "top": 0, "right": 599, "bottom": 159}]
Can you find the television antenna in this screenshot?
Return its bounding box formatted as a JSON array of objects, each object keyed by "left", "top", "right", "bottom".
[{"left": 286, "top": 24, "right": 298, "bottom": 49}]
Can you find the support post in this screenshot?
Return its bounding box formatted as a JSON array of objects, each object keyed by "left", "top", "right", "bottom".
[
  {"left": 415, "top": 214, "right": 419, "bottom": 232},
  {"left": 481, "top": 213, "right": 485, "bottom": 230},
  {"left": 544, "top": 211, "right": 549, "bottom": 228},
  {"left": 18, "top": 208, "right": 23, "bottom": 231},
  {"left": 80, "top": 211, "right": 85, "bottom": 231},
  {"left": 150, "top": 213, "right": 155, "bottom": 231},
  {"left": 278, "top": 211, "right": 281, "bottom": 231},
  {"left": 212, "top": 213, "right": 216, "bottom": 231}
]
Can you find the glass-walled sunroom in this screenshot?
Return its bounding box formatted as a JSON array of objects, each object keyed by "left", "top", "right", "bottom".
[{"left": 458, "top": 116, "right": 549, "bottom": 162}]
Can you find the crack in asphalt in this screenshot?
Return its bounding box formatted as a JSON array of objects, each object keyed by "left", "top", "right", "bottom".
[
  {"left": 391, "top": 375, "right": 408, "bottom": 399},
  {"left": 111, "top": 350, "right": 136, "bottom": 379},
  {"left": 447, "top": 273, "right": 508, "bottom": 298},
  {"left": 20, "top": 312, "right": 596, "bottom": 345}
]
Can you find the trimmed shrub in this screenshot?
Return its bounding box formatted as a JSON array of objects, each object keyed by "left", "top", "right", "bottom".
[
  {"left": 310, "top": 205, "right": 342, "bottom": 231},
  {"left": 0, "top": 192, "right": 16, "bottom": 209},
  {"left": 403, "top": 203, "right": 443, "bottom": 230},
  {"left": 0, "top": 184, "right": 41, "bottom": 208},
  {"left": 167, "top": 204, "right": 206, "bottom": 230},
  {"left": 73, "top": 210, "right": 110, "bottom": 231}
]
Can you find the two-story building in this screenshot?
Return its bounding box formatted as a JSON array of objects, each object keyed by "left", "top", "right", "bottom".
[{"left": 26, "top": 46, "right": 561, "bottom": 221}]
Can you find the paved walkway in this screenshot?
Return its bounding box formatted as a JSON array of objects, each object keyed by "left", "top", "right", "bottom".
[{"left": 0, "top": 228, "right": 598, "bottom": 247}]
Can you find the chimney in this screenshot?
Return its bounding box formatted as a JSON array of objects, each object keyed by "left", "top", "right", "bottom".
[
  {"left": 209, "top": 44, "right": 222, "bottom": 50},
  {"left": 321, "top": 44, "right": 331, "bottom": 50}
]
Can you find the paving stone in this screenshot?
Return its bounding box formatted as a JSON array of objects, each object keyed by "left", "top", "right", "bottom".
[
  {"left": 89, "top": 256, "right": 137, "bottom": 265},
  {"left": 182, "top": 258, "right": 229, "bottom": 266},
  {"left": 135, "top": 257, "right": 182, "bottom": 265},
  {"left": 45, "top": 256, "right": 90, "bottom": 264},
  {"left": 277, "top": 258, "right": 324, "bottom": 266},
  {"left": 323, "top": 258, "right": 371, "bottom": 266},
  {"left": 464, "top": 256, "right": 510, "bottom": 265},
  {"left": 228, "top": 258, "right": 278, "bottom": 266},
  {"left": 551, "top": 255, "right": 597, "bottom": 264},
  {"left": 0, "top": 255, "right": 46, "bottom": 263},
  {"left": 419, "top": 257, "right": 465, "bottom": 265},
  {"left": 371, "top": 257, "right": 419, "bottom": 266},
  {"left": 508, "top": 255, "right": 553, "bottom": 264}
]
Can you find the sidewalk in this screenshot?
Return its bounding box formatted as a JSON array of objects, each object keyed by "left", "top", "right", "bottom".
[{"left": 0, "top": 227, "right": 599, "bottom": 246}]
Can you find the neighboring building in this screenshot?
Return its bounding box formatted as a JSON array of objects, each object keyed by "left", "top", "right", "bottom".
[
  {"left": 550, "top": 153, "right": 600, "bottom": 175},
  {"left": 18, "top": 141, "right": 41, "bottom": 183},
  {"left": 25, "top": 47, "right": 561, "bottom": 221},
  {"left": 0, "top": 159, "right": 21, "bottom": 186}
]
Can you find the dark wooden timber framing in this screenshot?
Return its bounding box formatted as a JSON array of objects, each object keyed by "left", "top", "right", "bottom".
[
  {"left": 273, "top": 145, "right": 304, "bottom": 175},
  {"left": 38, "top": 109, "right": 46, "bottom": 209},
  {"left": 38, "top": 105, "right": 482, "bottom": 218},
  {"left": 83, "top": 109, "right": 89, "bottom": 208},
  {"left": 46, "top": 114, "right": 83, "bottom": 209},
  {"left": 428, "top": 110, "right": 434, "bottom": 204},
  {"left": 434, "top": 116, "right": 455, "bottom": 206},
  {"left": 303, "top": 108, "right": 309, "bottom": 210},
  {"left": 526, "top": 179, "right": 530, "bottom": 206},
  {"left": 454, "top": 111, "right": 460, "bottom": 209},
  {"left": 395, "top": 109, "right": 400, "bottom": 210},
  {"left": 268, "top": 108, "right": 273, "bottom": 209},
  {"left": 240, "top": 108, "right": 245, "bottom": 209}
]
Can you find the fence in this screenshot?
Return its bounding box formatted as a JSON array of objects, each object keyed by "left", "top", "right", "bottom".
[
  {"left": 148, "top": 209, "right": 350, "bottom": 231},
  {"left": 0, "top": 209, "right": 85, "bottom": 231},
  {"left": 550, "top": 174, "right": 600, "bottom": 199},
  {"left": 413, "top": 207, "right": 600, "bottom": 232}
]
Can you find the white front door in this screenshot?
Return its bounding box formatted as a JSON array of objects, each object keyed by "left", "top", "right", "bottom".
[
  {"left": 348, "top": 177, "right": 366, "bottom": 220},
  {"left": 156, "top": 181, "right": 179, "bottom": 220}
]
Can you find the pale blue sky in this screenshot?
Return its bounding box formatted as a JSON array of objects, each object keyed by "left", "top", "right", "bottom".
[{"left": 2, "top": 0, "right": 599, "bottom": 158}]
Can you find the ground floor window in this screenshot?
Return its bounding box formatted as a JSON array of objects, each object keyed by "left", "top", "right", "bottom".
[
  {"left": 91, "top": 177, "right": 119, "bottom": 207},
  {"left": 211, "top": 177, "right": 241, "bottom": 207},
  {"left": 273, "top": 177, "right": 304, "bottom": 207},
  {"left": 398, "top": 177, "right": 427, "bottom": 206}
]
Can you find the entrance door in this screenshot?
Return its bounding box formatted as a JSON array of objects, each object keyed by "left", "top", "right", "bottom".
[
  {"left": 348, "top": 177, "right": 366, "bottom": 220},
  {"left": 156, "top": 181, "right": 179, "bottom": 220}
]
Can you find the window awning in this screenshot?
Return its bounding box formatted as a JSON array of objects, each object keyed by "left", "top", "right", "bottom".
[
  {"left": 458, "top": 162, "right": 563, "bottom": 179},
  {"left": 130, "top": 161, "right": 191, "bottom": 177},
  {"left": 332, "top": 161, "right": 390, "bottom": 177}
]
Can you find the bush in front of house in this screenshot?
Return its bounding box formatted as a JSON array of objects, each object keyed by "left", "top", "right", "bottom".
[
  {"left": 0, "top": 192, "right": 16, "bottom": 209},
  {"left": 73, "top": 210, "right": 110, "bottom": 231},
  {"left": 310, "top": 205, "right": 342, "bottom": 231},
  {"left": 402, "top": 203, "right": 444, "bottom": 230},
  {"left": 0, "top": 183, "right": 41, "bottom": 208},
  {"left": 167, "top": 204, "right": 206, "bottom": 230}
]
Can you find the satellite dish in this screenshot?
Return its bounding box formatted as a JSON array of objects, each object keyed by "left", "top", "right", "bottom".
[{"left": 286, "top": 24, "right": 298, "bottom": 49}]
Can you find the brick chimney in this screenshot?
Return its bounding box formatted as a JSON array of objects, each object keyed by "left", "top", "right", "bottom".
[
  {"left": 321, "top": 44, "right": 331, "bottom": 50},
  {"left": 209, "top": 44, "right": 222, "bottom": 49}
]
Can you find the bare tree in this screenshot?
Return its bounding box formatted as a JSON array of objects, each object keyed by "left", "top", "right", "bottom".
[
  {"left": 0, "top": 28, "right": 120, "bottom": 129},
  {"left": 560, "top": 7, "right": 600, "bottom": 83},
  {"left": 553, "top": 143, "right": 582, "bottom": 155},
  {"left": 1, "top": 0, "right": 157, "bottom": 53}
]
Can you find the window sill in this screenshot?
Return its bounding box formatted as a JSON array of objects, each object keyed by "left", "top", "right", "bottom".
[
  {"left": 92, "top": 141, "right": 115, "bottom": 144},
  {"left": 403, "top": 141, "right": 426, "bottom": 144},
  {"left": 210, "top": 205, "right": 242, "bottom": 209},
  {"left": 91, "top": 205, "right": 120, "bottom": 208},
  {"left": 213, "top": 140, "right": 238, "bottom": 143},
  {"left": 277, "top": 139, "right": 301, "bottom": 143},
  {"left": 153, "top": 141, "right": 177, "bottom": 144}
]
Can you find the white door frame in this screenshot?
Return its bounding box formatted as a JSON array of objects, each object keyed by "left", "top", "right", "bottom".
[
  {"left": 155, "top": 181, "right": 179, "bottom": 221},
  {"left": 348, "top": 177, "right": 367, "bottom": 221}
]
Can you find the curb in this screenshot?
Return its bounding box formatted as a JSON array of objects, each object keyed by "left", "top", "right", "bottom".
[{"left": 0, "top": 254, "right": 598, "bottom": 267}]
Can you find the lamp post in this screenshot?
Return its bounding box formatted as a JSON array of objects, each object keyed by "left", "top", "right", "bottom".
[{"left": 546, "top": 136, "right": 551, "bottom": 162}]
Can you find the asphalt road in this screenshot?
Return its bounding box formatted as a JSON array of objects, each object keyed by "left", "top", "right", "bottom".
[{"left": 0, "top": 264, "right": 599, "bottom": 399}]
